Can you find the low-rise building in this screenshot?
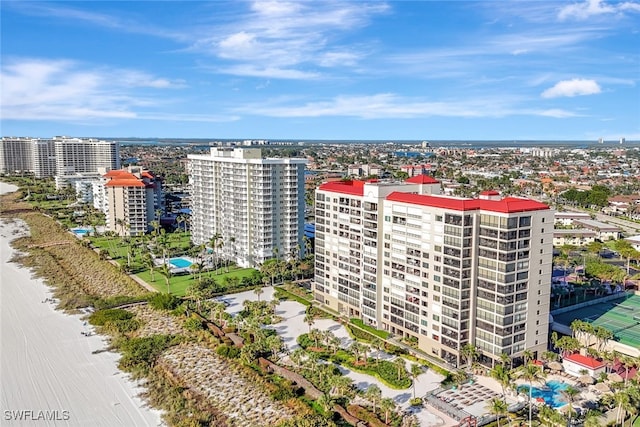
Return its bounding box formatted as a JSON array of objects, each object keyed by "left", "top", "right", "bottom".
[
  {"left": 562, "top": 353, "right": 606, "bottom": 378},
  {"left": 554, "top": 212, "right": 591, "bottom": 227},
  {"left": 573, "top": 219, "right": 622, "bottom": 241},
  {"left": 552, "top": 229, "right": 597, "bottom": 247}
]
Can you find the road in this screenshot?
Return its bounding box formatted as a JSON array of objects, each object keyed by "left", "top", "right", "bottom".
[{"left": 565, "top": 208, "right": 640, "bottom": 235}]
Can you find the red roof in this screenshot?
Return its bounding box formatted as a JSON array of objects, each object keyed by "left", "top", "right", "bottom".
[
  {"left": 564, "top": 353, "right": 605, "bottom": 369},
  {"left": 141, "top": 171, "right": 155, "bottom": 179},
  {"left": 103, "top": 170, "right": 138, "bottom": 180},
  {"left": 406, "top": 174, "right": 439, "bottom": 184},
  {"left": 480, "top": 190, "right": 500, "bottom": 196},
  {"left": 318, "top": 180, "right": 366, "bottom": 196},
  {"left": 105, "top": 179, "right": 146, "bottom": 188},
  {"left": 386, "top": 193, "right": 549, "bottom": 213}
]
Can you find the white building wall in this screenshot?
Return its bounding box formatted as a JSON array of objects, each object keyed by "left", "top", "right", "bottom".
[{"left": 188, "top": 148, "right": 306, "bottom": 268}]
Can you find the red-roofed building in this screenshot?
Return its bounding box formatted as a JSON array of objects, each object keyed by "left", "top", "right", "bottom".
[
  {"left": 313, "top": 177, "right": 553, "bottom": 368},
  {"left": 563, "top": 353, "right": 606, "bottom": 377},
  {"left": 99, "top": 166, "right": 163, "bottom": 236}
]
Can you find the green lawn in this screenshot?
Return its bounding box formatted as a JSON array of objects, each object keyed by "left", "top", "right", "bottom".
[{"left": 137, "top": 266, "right": 258, "bottom": 296}]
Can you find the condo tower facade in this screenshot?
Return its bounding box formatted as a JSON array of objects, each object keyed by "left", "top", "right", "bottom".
[
  {"left": 188, "top": 147, "right": 307, "bottom": 268},
  {"left": 314, "top": 177, "right": 553, "bottom": 368}
]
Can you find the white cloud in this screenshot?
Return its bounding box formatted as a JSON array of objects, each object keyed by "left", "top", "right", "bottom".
[
  {"left": 541, "top": 79, "right": 602, "bottom": 98},
  {"left": 536, "top": 109, "right": 581, "bottom": 118},
  {"left": 194, "top": 1, "right": 388, "bottom": 79},
  {"left": 0, "top": 58, "right": 183, "bottom": 121},
  {"left": 558, "top": 0, "right": 640, "bottom": 20},
  {"left": 235, "top": 93, "right": 580, "bottom": 120}
]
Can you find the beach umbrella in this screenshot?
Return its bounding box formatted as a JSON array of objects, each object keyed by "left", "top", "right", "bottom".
[
  {"left": 578, "top": 375, "right": 595, "bottom": 385},
  {"left": 594, "top": 383, "right": 610, "bottom": 393},
  {"left": 607, "top": 373, "right": 623, "bottom": 383},
  {"left": 548, "top": 361, "right": 563, "bottom": 371}
]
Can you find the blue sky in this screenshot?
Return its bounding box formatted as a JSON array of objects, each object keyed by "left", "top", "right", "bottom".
[{"left": 1, "top": 0, "right": 639, "bottom": 140}]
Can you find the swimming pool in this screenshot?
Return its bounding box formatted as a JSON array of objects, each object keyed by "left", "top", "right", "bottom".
[
  {"left": 518, "top": 380, "right": 569, "bottom": 408},
  {"left": 169, "top": 257, "right": 193, "bottom": 269},
  {"left": 71, "top": 227, "right": 92, "bottom": 237}
]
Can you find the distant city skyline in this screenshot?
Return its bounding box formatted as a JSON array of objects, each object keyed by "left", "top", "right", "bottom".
[{"left": 1, "top": 0, "right": 639, "bottom": 140}]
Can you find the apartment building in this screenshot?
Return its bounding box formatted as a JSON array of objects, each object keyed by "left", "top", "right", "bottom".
[
  {"left": 0, "top": 137, "right": 56, "bottom": 178},
  {"left": 188, "top": 148, "right": 307, "bottom": 268},
  {"left": 101, "top": 167, "right": 162, "bottom": 236},
  {"left": 54, "top": 137, "right": 120, "bottom": 188},
  {"left": 314, "top": 178, "right": 553, "bottom": 368}
]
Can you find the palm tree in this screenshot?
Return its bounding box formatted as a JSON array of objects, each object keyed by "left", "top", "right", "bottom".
[
  {"left": 393, "top": 357, "right": 407, "bottom": 381},
  {"left": 516, "top": 363, "right": 546, "bottom": 427},
  {"left": 304, "top": 311, "right": 315, "bottom": 333},
  {"left": 487, "top": 397, "right": 508, "bottom": 427},
  {"left": 316, "top": 392, "right": 335, "bottom": 415},
  {"left": 561, "top": 385, "right": 580, "bottom": 426},
  {"left": 500, "top": 352, "right": 512, "bottom": 369},
  {"left": 490, "top": 363, "right": 512, "bottom": 397},
  {"left": 329, "top": 375, "right": 352, "bottom": 399},
  {"left": 380, "top": 397, "right": 396, "bottom": 424},
  {"left": 159, "top": 263, "right": 172, "bottom": 294},
  {"left": 253, "top": 286, "right": 264, "bottom": 302},
  {"left": 364, "top": 384, "right": 382, "bottom": 414},
  {"left": 461, "top": 343, "right": 479, "bottom": 372},
  {"left": 410, "top": 364, "right": 422, "bottom": 399},
  {"left": 143, "top": 251, "right": 155, "bottom": 281},
  {"left": 522, "top": 349, "right": 535, "bottom": 365}
]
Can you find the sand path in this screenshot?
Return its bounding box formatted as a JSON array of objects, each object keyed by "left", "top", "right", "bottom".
[{"left": 1, "top": 182, "right": 162, "bottom": 426}]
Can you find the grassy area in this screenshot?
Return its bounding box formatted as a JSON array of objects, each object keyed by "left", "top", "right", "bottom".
[
  {"left": 138, "top": 267, "right": 257, "bottom": 296},
  {"left": 349, "top": 318, "right": 390, "bottom": 339},
  {"left": 274, "top": 286, "right": 312, "bottom": 306}
]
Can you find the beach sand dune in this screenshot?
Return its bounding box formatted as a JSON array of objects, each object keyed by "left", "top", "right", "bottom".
[{"left": 1, "top": 182, "right": 162, "bottom": 426}]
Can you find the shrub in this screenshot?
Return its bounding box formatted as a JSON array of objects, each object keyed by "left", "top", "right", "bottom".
[
  {"left": 410, "top": 397, "right": 423, "bottom": 406},
  {"left": 148, "top": 293, "right": 181, "bottom": 310},
  {"left": 184, "top": 316, "right": 203, "bottom": 331},
  {"left": 89, "top": 308, "right": 134, "bottom": 326},
  {"left": 93, "top": 294, "right": 152, "bottom": 310},
  {"left": 118, "top": 334, "right": 179, "bottom": 374},
  {"left": 216, "top": 344, "right": 240, "bottom": 359}
]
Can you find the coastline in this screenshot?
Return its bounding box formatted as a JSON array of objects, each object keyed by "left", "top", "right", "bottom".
[{"left": 0, "top": 182, "right": 162, "bottom": 426}]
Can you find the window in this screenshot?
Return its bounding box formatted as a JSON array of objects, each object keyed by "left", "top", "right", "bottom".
[{"left": 436, "top": 215, "right": 443, "bottom": 222}]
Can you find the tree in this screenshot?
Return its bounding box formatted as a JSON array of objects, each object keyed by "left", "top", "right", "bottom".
[
  {"left": 461, "top": 343, "right": 478, "bottom": 372},
  {"left": 304, "top": 311, "right": 315, "bottom": 333},
  {"left": 144, "top": 251, "right": 155, "bottom": 281},
  {"left": 393, "top": 357, "right": 407, "bottom": 381},
  {"left": 410, "top": 364, "right": 422, "bottom": 399},
  {"left": 380, "top": 397, "right": 396, "bottom": 424},
  {"left": 490, "top": 363, "right": 512, "bottom": 397},
  {"left": 159, "top": 263, "right": 172, "bottom": 294},
  {"left": 364, "top": 384, "right": 382, "bottom": 414},
  {"left": 561, "top": 386, "right": 580, "bottom": 426},
  {"left": 316, "top": 393, "right": 335, "bottom": 415},
  {"left": 253, "top": 286, "right": 264, "bottom": 302},
  {"left": 486, "top": 397, "right": 508, "bottom": 427},
  {"left": 516, "top": 363, "right": 546, "bottom": 427}
]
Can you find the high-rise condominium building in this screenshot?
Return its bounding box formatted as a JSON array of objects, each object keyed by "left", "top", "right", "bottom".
[
  {"left": 101, "top": 167, "right": 162, "bottom": 237},
  {"left": 54, "top": 137, "right": 120, "bottom": 176},
  {"left": 314, "top": 177, "right": 553, "bottom": 368},
  {"left": 0, "top": 137, "right": 56, "bottom": 178},
  {"left": 188, "top": 148, "right": 307, "bottom": 268}
]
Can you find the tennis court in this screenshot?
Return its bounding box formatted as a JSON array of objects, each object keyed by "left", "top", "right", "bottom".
[{"left": 553, "top": 293, "right": 640, "bottom": 349}]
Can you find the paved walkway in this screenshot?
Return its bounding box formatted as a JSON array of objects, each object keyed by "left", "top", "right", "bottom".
[{"left": 218, "top": 287, "right": 452, "bottom": 426}]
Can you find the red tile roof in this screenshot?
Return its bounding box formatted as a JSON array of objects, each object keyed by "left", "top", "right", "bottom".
[
  {"left": 318, "top": 180, "right": 366, "bottom": 196},
  {"left": 564, "top": 353, "right": 605, "bottom": 369},
  {"left": 105, "top": 179, "right": 146, "bottom": 188},
  {"left": 406, "top": 174, "right": 439, "bottom": 184},
  {"left": 386, "top": 192, "right": 549, "bottom": 213}
]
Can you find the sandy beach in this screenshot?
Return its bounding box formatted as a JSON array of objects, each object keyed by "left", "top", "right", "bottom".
[{"left": 0, "top": 182, "right": 162, "bottom": 426}]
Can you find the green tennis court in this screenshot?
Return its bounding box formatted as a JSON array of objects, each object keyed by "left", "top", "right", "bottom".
[{"left": 553, "top": 293, "right": 640, "bottom": 349}]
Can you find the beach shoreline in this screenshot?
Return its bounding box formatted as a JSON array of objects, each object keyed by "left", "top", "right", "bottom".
[{"left": 0, "top": 182, "right": 162, "bottom": 426}]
